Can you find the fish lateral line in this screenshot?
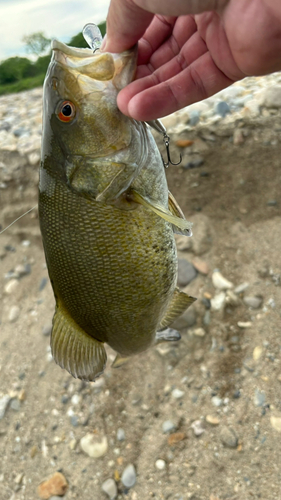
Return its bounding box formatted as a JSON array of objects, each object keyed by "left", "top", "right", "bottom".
[{"left": 0, "top": 205, "right": 38, "bottom": 236}]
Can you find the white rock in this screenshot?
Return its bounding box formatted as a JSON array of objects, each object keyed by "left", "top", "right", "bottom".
[
  {"left": 121, "top": 464, "right": 137, "bottom": 488},
  {"left": 192, "top": 327, "right": 206, "bottom": 337},
  {"left": 155, "top": 459, "right": 166, "bottom": 470},
  {"left": 259, "top": 85, "right": 281, "bottom": 107},
  {"left": 244, "top": 99, "right": 261, "bottom": 116},
  {"left": 71, "top": 394, "right": 81, "bottom": 405},
  {"left": 211, "top": 292, "right": 226, "bottom": 311},
  {"left": 212, "top": 271, "right": 233, "bottom": 290},
  {"left": 253, "top": 346, "right": 263, "bottom": 361},
  {"left": 237, "top": 321, "right": 252, "bottom": 329},
  {"left": 172, "top": 388, "right": 185, "bottom": 399},
  {"left": 80, "top": 434, "right": 108, "bottom": 458},
  {"left": 102, "top": 478, "right": 118, "bottom": 500},
  {"left": 191, "top": 420, "right": 205, "bottom": 436},
  {"left": 8, "top": 305, "right": 20, "bottom": 322},
  {"left": 270, "top": 416, "right": 281, "bottom": 433},
  {"left": 211, "top": 396, "right": 223, "bottom": 407},
  {"left": 0, "top": 395, "right": 11, "bottom": 419},
  {"left": 4, "top": 279, "right": 19, "bottom": 294}
]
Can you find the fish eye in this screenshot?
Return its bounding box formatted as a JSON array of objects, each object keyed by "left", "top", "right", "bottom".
[{"left": 57, "top": 100, "right": 76, "bottom": 123}]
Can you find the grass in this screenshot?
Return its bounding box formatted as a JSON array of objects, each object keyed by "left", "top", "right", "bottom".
[{"left": 0, "top": 74, "right": 45, "bottom": 96}]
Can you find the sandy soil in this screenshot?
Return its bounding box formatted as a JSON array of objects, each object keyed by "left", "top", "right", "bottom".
[{"left": 0, "top": 108, "right": 281, "bottom": 500}]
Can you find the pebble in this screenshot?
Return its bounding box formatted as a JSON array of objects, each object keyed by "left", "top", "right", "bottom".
[
  {"left": 234, "top": 282, "right": 249, "bottom": 294},
  {"left": 211, "top": 292, "right": 226, "bottom": 311},
  {"left": 117, "top": 428, "right": 125, "bottom": 441},
  {"left": 42, "top": 323, "right": 52, "bottom": 336},
  {"left": 80, "top": 433, "right": 108, "bottom": 458},
  {"left": 192, "top": 327, "right": 206, "bottom": 337},
  {"left": 260, "top": 85, "right": 281, "bottom": 107},
  {"left": 0, "top": 395, "right": 11, "bottom": 419},
  {"left": 212, "top": 270, "right": 233, "bottom": 290},
  {"left": 216, "top": 101, "right": 231, "bottom": 117},
  {"left": 121, "top": 464, "right": 137, "bottom": 489},
  {"left": 270, "top": 416, "right": 281, "bottom": 433},
  {"left": 162, "top": 420, "right": 176, "bottom": 434},
  {"left": 10, "top": 399, "right": 20, "bottom": 411},
  {"left": 177, "top": 259, "right": 197, "bottom": 286},
  {"left": 237, "top": 321, "right": 252, "bottom": 329},
  {"left": 220, "top": 426, "right": 238, "bottom": 448},
  {"left": 192, "top": 258, "right": 209, "bottom": 275},
  {"left": 155, "top": 459, "right": 166, "bottom": 470},
  {"left": 191, "top": 420, "right": 205, "bottom": 436},
  {"left": 206, "top": 415, "right": 220, "bottom": 425},
  {"left": 243, "top": 296, "right": 263, "bottom": 309},
  {"left": 38, "top": 472, "right": 68, "bottom": 499},
  {"left": 253, "top": 346, "right": 263, "bottom": 361},
  {"left": 8, "top": 305, "right": 20, "bottom": 322},
  {"left": 233, "top": 128, "right": 244, "bottom": 145},
  {"left": 254, "top": 389, "right": 266, "bottom": 407},
  {"left": 102, "top": 478, "right": 118, "bottom": 500},
  {"left": 172, "top": 388, "right": 185, "bottom": 399},
  {"left": 4, "top": 279, "right": 19, "bottom": 294},
  {"left": 211, "top": 396, "right": 223, "bottom": 407}
]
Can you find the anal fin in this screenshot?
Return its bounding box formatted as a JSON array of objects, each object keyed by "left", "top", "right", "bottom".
[
  {"left": 130, "top": 189, "right": 192, "bottom": 234},
  {"left": 51, "top": 303, "right": 107, "bottom": 381},
  {"left": 159, "top": 287, "right": 196, "bottom": 330},
  {"left": 168, "top": 191, "right": 193, "bottom": 236}
]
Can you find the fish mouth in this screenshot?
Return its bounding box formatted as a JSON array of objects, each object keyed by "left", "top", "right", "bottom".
[{"left": 51, "top": 39, "right": 138, "bottom": 88}]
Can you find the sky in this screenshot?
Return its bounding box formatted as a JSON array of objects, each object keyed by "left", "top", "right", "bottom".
[{"left": 0, "top": 0, "right": 110, "bottom": 60}]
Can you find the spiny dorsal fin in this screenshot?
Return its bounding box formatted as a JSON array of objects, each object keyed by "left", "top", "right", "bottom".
[
  {"left": 168, "top": 191, "right": 192, "bottom": 237},
  {"left": 159, "top": 287, "right": 196, "bottom": 330},
  {"left": 51, "top": 303, "right": 107, "bottom": 381}
]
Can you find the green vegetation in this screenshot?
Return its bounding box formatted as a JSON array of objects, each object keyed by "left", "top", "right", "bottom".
[{"left": 0, "top": 22, "right": 106, "bottom": 96}]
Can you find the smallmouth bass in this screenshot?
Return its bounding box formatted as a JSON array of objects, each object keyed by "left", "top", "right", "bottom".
[{"left": 39, "top": 39, "right": 195, "bottom": 381}]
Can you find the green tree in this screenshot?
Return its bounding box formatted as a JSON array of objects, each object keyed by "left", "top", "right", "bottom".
[
  {"left": 22, "top": 32, "right": 51, "bottom": 56},
  {"left": 0, "top": 57, "right": 33, "bottom": 84}
]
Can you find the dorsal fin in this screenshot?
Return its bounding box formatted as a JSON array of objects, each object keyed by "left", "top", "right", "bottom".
[{"left": 51, "top": 303, "right": 107, "bottom": 381}]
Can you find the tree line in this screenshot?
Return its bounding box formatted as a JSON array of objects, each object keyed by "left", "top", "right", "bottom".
[{"left": 0, "top": 22, "right": 106, "bottom": 95}]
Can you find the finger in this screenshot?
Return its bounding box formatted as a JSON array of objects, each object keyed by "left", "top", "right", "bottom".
[
  {"left": 138, "top": 15, "right": 196, "bottom": 66},
  {"left": 117, "top": 51, "right": 234, "bottom": 120},
  {"left": 105, "top": 0, "right": 230, "bottom": 53}
]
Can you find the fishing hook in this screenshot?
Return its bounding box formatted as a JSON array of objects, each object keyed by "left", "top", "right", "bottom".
[{"left": 162, "top": 133, "right": 182, "bottom": 169}]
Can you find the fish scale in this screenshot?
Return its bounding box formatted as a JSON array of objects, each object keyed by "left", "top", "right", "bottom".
[{"left": 39, "top": 38, "right": 195, "bottom": 381}]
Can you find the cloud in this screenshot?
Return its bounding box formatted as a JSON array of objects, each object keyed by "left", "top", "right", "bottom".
[{"left": 0, "top": 0, "right": 110, "bottom": 60}]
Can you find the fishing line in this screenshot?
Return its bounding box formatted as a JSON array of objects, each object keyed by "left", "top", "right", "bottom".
[{"left": 0, "top": 205, "right": 37, "bottom": 235}]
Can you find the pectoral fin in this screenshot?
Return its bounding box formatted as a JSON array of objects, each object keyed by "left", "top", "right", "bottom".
[
  {"left": 168, "top": 191, "right": 193, "bottom": 236},
  {"left": 159, "top": 287, "right": 196, "bottom": 330},
  {"left": 130, "top": 190, "right": 193, "bottom": 234},
  {"left": 51, "top": 304, "right": 107, "bottom": 381}
]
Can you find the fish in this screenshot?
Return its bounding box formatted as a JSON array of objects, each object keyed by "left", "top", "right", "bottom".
[{"left": 39, "top": 39, "right": 195, "bottom": 381}]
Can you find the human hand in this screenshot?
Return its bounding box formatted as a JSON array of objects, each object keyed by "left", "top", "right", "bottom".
[{"left": 104, "top": 0, "right": 281, "bottom": 120}]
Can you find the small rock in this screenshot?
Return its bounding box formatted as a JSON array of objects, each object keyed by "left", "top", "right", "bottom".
[
  {"left": 8, "top": 305, "right": 20, "bottom": 322},
  {"left": 220, "top": 426, "right": 238, "bottom": 448},
  {"left": 234, "top": 282, "right": 249, "bottom": 294},
  {"left": 175, "top": 139, "right": 194, "bottom": 148},
  {"left": 243, "top": 296, "right": 263, "bottom": 309},
  {"left": 212, "top": 270, "right": 233, "bottom": 290},
  {"left": 211, "top": 396, "right": 223, "bottom": 407},
  {"left": 15, "top": 263, "right": 31, "bottom": 276},
  {"left": 177, "top": 259, "right": 197, "bottom": 286},
  {"left": 71, "top": 394, "right": 81, "bottom": 405},
  {"left": 184, "top": 157, "right": 204, "bottom": 169},
  {"left": 121, "top": 464, "right": 137, "bottom": 489},
  {"left": 0, "top": 395, "right": 11, "bottom": 419},
  {"left": 233, "top": 128, "right": 244, "bottom": 145},
  {"left": 192, "top": 258, "right": 209, "bottom": 275},
  {"left": 192, "top": 327, "right": 205, "bottom": 337},
  {"left": 38, "top": 472, "right": 68, "bottom": 499},
  {"left": 102, "top": 478, "right": 118, "bottom": 500},
  {"left": 167, "top": 432, "right": 186, "bottom": 446},
  {"left": 206, "top": 415, "right": 220, "bottom": 426},
  {"left": 191, "top": 420, "right": 205, "bottom": 436},
  {"left": 237, "top": 321, "right": 252, "bottom": 329},
  {"left": 117, "top": 428, "right": 125, "bottom": 441},
  {"left": 260, "top": 85, "right": 281, "bottom": 108},
  {"left": 10, "top": 399, "right": 20, "bottom": 411},
  {"left": 225, "top": 290, "right": 240, "bottom": 306},
  {"left": 155, "top": 459, "right": 166, "bottom": 470},
  {"left": 80, "top": 433, "right": 108, "bottom": 458},
  {"left": 244, "top": 99, "right": 260, "bottom": 116},
  {"left": 216, "top": 101, "right": 231, "bottom": 117},
  {"left": 172, "top": 388, "right": 185, "bottom": 399},
  {"left": 162, "top": 420, "right": 176, "bottom": 434},
  {"left": 253, "top": 346, "right": 263, "bottom": 361},
  {"left": 42, "top": 323, "right": 52, "bottom": 336},
  {"left": 211, "top": 292, "right": 226, "bottom": 311},
  {"left": 270, "top": 416, "right": 281, "bottom": 433},
  {"left": 254, "top": 389, "right": 265, "bottom": 407},
  {"left": 190, "top": 214, "right": 212, "bottom": 255},
  {"left": 4, "top": 279, "right": 19, "bottom": 294}
]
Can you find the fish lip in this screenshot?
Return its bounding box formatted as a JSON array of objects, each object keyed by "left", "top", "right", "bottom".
[{"left": 51, "top": 40, "right": 93, "bottom": 58}]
